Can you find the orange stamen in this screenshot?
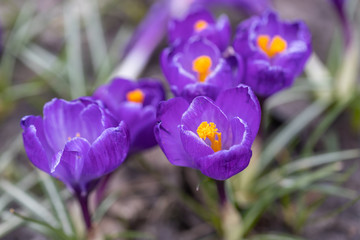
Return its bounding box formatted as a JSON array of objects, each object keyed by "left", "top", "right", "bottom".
[
  {"left": 197, "top": 121, "right": 222, "bottom": 152},
  {"left": 192, "top": 56, "right": 212, "bottom": 82},
  {"left": 126, "top": 89, "right": 145, "bottom": 103},
  {"left": 194, "top": 20, "right": 208, "bottom": 32},
  {"left": 257, "top": 34, "right": 287, "bottom": 58}
]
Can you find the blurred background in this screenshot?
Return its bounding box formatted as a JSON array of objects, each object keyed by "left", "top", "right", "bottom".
[{"left": 0, "top": 0, "right": 360, "bottom": 239}]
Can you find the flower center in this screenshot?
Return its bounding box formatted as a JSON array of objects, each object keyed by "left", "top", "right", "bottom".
[
  {"left": 126, "top": 89, "right": 144, "bottom": 103},
  {"left": 68, "top": 132, "right": 80, "bottom": 141},
  {"left": 194, "top": 20, "right": 208, "bottom": 32},
  {"left": 257, "top": 35, "right": 287, "bottom": 58},
  {"left": 197, "top": 121, "right": 222, "bottom": 152},
  {"left": 192, "top": 55, "right": 212, "bottom": 83}
]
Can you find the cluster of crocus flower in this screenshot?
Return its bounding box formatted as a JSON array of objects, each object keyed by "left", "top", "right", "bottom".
[
  {"left": 157, "top": 9, "right": 312, "bottom": 181},
  {"left": 162, "top": 9, "right": 312, "bottom": 99}
]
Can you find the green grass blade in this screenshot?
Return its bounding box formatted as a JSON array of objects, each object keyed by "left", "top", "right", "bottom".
[
  {"left": 258, "top": 100, "right": 330, "bottom": 174},
  {"left": 0, "top": 2, "right": 36, "bottom": 85},
  {"left": 64, "top": 2, "right": 86, "bottom": 98},
  {"left": 0, "top": 135, "right": 22, "bottom": 173},
  {"left": 0, "top": 180, "right": 58, "bottom": 226},
  {"left": 20, "top": 44, "right": 69, "bottom": 97},
  {"left": 302, "top": 101, "right": 348, "bottom": 156},
  {"left": 256, "top": 149, "right": 360, "bottom": 193},
  {"left": 282, "top": 149, "right": 360, "bottom": 174},
  {"left": 0, "top": 214, "right": 24, "bottom": 238},
  {"left": 81, "top": 0, "right": 108, "bottom": 73},
  {"left": 0, "top": 173, "right": 38, "bottom": 212},
  {"left": 38, "top": 172, "right": 75, "bottom": 237}
]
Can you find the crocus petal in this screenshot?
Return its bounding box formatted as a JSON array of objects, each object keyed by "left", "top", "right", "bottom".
[
  {"left": 85, "top": 122, "right": 129, "bottom": 180},
  {"left": 180, "top": 125, "right": 214, "bottom": 159},
  {"left": 51, "top": 137, "right": 91, "bottom": 185},
  {"left": 216, "top": 84, "right": 260, "bottom": 141},
  {"left": 43, "top": 98, "right": 84, "bottom": 152},
  {"left": 21, "top": 116, "right": 52, "bottom": 173},
  {"left": 197, "top": 144, "right": 252, "bottom": 180},
  {"left": 155, "top": 97, "right": 195, "bottom": 168},
  {"left": 80, "top": 104, "right": 109, "bottom": 143},
  {"left": 181, "top": 83, "right": 219, "bottom": 102},
  {"left": 245, "top": 59, "right": 292, "bottom": 97},
  {"left": 230, "top": 117, "right": 252, "bottom": 147}
]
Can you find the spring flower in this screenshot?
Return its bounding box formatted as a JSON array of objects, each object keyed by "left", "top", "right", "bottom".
[
  {"left": 168, "top": 9, "right": 231, "bottom": 51},
  {"left": 155, "top": 85, "right": 260, "bottom": 180},
  {"left": 21, "top": 98, "right": 130, "bottom": 195},
  {"left": 93, "top": 78, "right": 165, "bottom": 153},
  {"left": 161, "top": 37, "right": 237, "bottom": 102},
  {"left": 233, "top": 11, "right": 312, "bottom": 97}
]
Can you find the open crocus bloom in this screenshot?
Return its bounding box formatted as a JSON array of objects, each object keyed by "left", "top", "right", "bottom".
[
  {"left": 93, "top": 78, "right": 165, "bottom": 153},
  {"left": 168, "top": 9, "right": 231, "bottom": 51},
  {"left": 155, "top": 85, "right": 260, "bottom": 180},
  {"left": 21, "top": 98, "right": 130, "bottom": 195},
  {"left": 161, "top": 37, "right": 236, "bottom": 102},
  {"left": 233, "top": 11, "right": 312, "bottom": 97}
]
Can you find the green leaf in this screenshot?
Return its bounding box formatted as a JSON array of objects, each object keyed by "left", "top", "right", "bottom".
[
  {"left": 0, "top": 173, "right": 38, "bottom": 212},
  {"left": 10, "top": 210, "right": 70, "bottom": 240},
  {"left": 0, "top": 180, "right": 58, "bottom": 226},
  {"left": 64, "top": 2, "right": 86, "bottom": 98},
  {"left": 0, "top": 214, "right": 24, "bottom": 238},
  {"left": 258, "top": 100, "right": 330, "bottom": 174},
  {"left": 38, "top": 171, "right": 75, "bottom": 237}
]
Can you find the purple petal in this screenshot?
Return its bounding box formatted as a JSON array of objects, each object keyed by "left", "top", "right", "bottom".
[
  {"left": 206, "top": 58, "right": 234, "bottom": 89},
  {"left": 244, "top": 59, "right": 293, "bottom": 97},
  {"left": 43, "top": 98, "right": 84, "bottom": 152},
  {"left": 197, "top": 144, "right": 252, "bottom": 180},
  {"left": 85, "top": 121, "right": 129, "bottom": 180},
  {"left": 21, "top": 116, "right": 52, "bottom": 173},
  {"left": 51, "top": 137, "right": 91, "bottom": 184},
  {"left": 215, "top": 84, "right": 260, "bottom": 141},
  {"left": 230, "top": 117, "right": 252, "bottom": 147},
  {"left": 181, "top": 83, "right": 219, "bottom": 102},
  {"left": 180, "top": 125, "right": 214, "bottom": 159},
  {"left": 168, "top": 9, "right": 215, "bottom": 44},
  {"left": 154, "top": 97, "right": 195, "bottom": 168}
]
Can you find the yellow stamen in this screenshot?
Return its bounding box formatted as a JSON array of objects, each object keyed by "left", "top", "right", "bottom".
[
  {"left": 194, "top": 20, "right": 208, "bottom": 32},
  {"left": 197, "top": 121, "right": 222, "bottom": 152},
  {"left": 192, "top": 56, "right": 212, "bottom": 82},
  {"left": 126, "top": 89, "right": 145, "bottom": 103},
  {"left": 257, "top": 34, "right": 287, "bottom": 58}
]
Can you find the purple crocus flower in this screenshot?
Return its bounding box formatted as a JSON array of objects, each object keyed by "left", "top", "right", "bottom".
[
  {"left": 161, "top": 37, "right": 237, "bottom": 102},
  {"left": 168, "top": 9, "right": 231, "bottom": 51},
  {"left": 21, "top": 98, "right": 129, "bottom": 194},
  {"left": 21, "top": 97, "right": 129, "bottom": 229},
  {"left": 155, "top": 84, "right": 261, "bottom": 180},
  {"left": 93, "top": 78, "right": 165, "bottom": 153},
  {"left": 233, "top": 11, "right": 312, "bottom": 97}
]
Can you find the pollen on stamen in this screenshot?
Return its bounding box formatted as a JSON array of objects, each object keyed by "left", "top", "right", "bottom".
[
  {"left": 126, "top": 89, "right": 145, "bottom": 103},
  {"left": 257, "top": 34, "right": 287, "bottom": 58},
  {"left": 194, "top": 20, "right": 208, "bottom": 32},
  {"left": 197, "top": 121, "right": 222, "bottom": 152},
  {"left": 192, "top": 56, "right": 212, "bottom": 82}
]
